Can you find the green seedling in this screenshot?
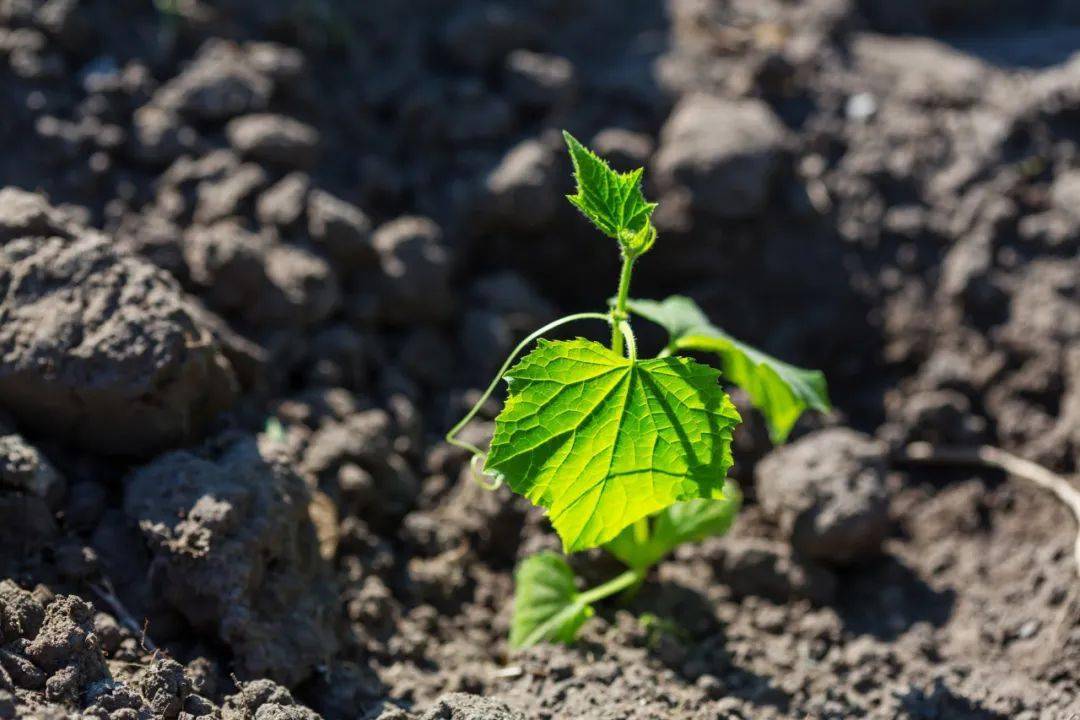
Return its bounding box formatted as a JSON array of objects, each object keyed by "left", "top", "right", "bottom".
[{"left": 447, "top": 132, "right": 830, "bottom": 647}]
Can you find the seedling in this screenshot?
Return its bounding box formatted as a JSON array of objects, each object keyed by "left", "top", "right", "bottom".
[{"left": 447, "top": 132, "right": 830, "bottom": 647}]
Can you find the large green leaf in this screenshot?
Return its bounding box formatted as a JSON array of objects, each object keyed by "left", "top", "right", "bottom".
[
  {"left": 563, "top": 131, "right": 657, "bottom": 253},
  {"left": 628, "top": 296, "right": 830, "bottom": 444},
  {"left": 605, "top": 481, "right": 742, "bottom": 570},
  {"left": 485, "top": 339, "right": 740, "bottom": 552},
  {"left": 510, "top": 552, "right": 593, "bottom": 648}
]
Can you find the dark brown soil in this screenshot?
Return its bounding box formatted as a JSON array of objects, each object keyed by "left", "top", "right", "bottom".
[{"left": 0, "top": 1, "right": 1078, "bottom": 718}]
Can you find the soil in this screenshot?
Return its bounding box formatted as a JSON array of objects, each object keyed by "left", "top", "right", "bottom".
[{"left": 0, "top": 0, "right": 1078, "bottom": 718}]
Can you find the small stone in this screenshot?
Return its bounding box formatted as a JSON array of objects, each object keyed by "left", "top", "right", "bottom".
[{"left": 845, "top": 92, "right": 877, "bottom": 122}]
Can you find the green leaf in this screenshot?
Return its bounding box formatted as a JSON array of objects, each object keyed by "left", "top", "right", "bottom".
[
  {"left": 563, "top": 131, "right": 657, "bottom": 252},
  {"left": 485, "top": 338, "right": 740, "bottom": 552},
  {"left": 510, "top": 552, "right": 593, "bottom": 648},
  {"left": 628, "top": 296, "right": 830, "bottom": 444},
  {"left": 605, "top": 481, "right": 742, "bottom": 570}
]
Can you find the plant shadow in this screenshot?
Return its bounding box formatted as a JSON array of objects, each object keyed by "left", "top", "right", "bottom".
[
  {"left": 629, "top": 580, "right": 793, "bottom": 715},
  {"left": 832, "top": 554, "right": 955, "bottom": 641}
]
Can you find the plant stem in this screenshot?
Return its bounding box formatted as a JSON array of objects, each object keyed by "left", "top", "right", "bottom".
[
  {"left": 579, "top": 566, "right": 647, "bottom": 606},
  {"left": 611, "top": 252, "right": 637, "bottom": 355}
]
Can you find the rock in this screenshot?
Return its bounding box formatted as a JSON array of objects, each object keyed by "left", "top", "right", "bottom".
[
  {"left": 0, "top": 223, "right": 238, "bottom": 456},
  {"left": 504, "top": 50, "right": 577, "bottom": 108},
  {"left": 481, "top": 138, "right": 560, "bottom": 231},
  {"left": 370, "top": 217, "right": 454, "bottom": 325},
  {"left": 226, "top": 114, "right": 320, "bottom": 168},
  {"left": 153, "top": 40, "right": 272, "bottom": 121},
  {"left": 756, "top": 429, "right": 890, "bottom": 566},
  {"left": 419, "top": 693, "right": 525, "bottom": 720},
  {"left": 257, "top": 172, "right": 310, "bottom": 228},
  {"left": 124, "top": 436, "right": 339, "bottom": 688},
  {"left": 307, "top": 189, "right": 375, "bottom": 269},
  {"left": 653, "top": 94, "right": 788, "bottom": 219}
]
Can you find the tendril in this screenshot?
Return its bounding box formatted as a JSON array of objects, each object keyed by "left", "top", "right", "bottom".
[{"left": 446, "top": 311, "right": 613, "bottom": 490}]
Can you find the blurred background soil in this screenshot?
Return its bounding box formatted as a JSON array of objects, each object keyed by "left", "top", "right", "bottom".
[{"left": 0, "top": 0, "right": 1078, "bottom": 718}]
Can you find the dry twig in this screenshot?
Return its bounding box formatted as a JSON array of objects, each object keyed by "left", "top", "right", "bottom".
[
  {"left": 90, "top": 578, "right": 158, "bottom": 652},
  {"left": 895, "top": 442, "right": 1080, "bottom": 577}
]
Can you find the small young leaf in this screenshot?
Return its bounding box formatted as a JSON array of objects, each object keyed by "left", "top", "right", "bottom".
[
  {"left": 605, "top": 481, "right": 742, "bottom": 570},
  {"left": 628, "top": 296, "right": 830, "bottom": 444},
  {"left": 485, "top": 338, "right": 740, "bottom": 552},
  {"left": 510, "top": 552, "right": 593, "bottom": 648},
  {"left": 563, "top": 131, "right": 657, "bottom": 252}
]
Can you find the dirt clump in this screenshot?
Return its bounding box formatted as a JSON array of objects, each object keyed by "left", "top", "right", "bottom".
[
  {"left": 756, "top": 429, "right": 891, "bottom": 566},
  {"left": 0, "top": 197, "right": 238, "bottom": 456},
  {"left": 123, "top": 435, "right": 339, "bottom": 688}
]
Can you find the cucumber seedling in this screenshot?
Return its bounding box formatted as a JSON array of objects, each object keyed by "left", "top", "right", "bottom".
[{"left": 448, "top": 132, "right": 830, "bottom": 647}]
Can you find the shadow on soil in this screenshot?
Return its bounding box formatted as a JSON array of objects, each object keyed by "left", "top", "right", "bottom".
[
  {"left": 898, "top": 678, "right": 1008, "bottom": 720},
  {"left": 833, "top": 555, "right": 956, "bottom": 641},
  {"left": 632, "top": 581, "right": 794, "bottom": 715}
]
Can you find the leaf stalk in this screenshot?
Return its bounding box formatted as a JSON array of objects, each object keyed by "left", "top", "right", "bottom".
[{"left": 578, "top": 566, "right": 646, "bottom": 606}]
